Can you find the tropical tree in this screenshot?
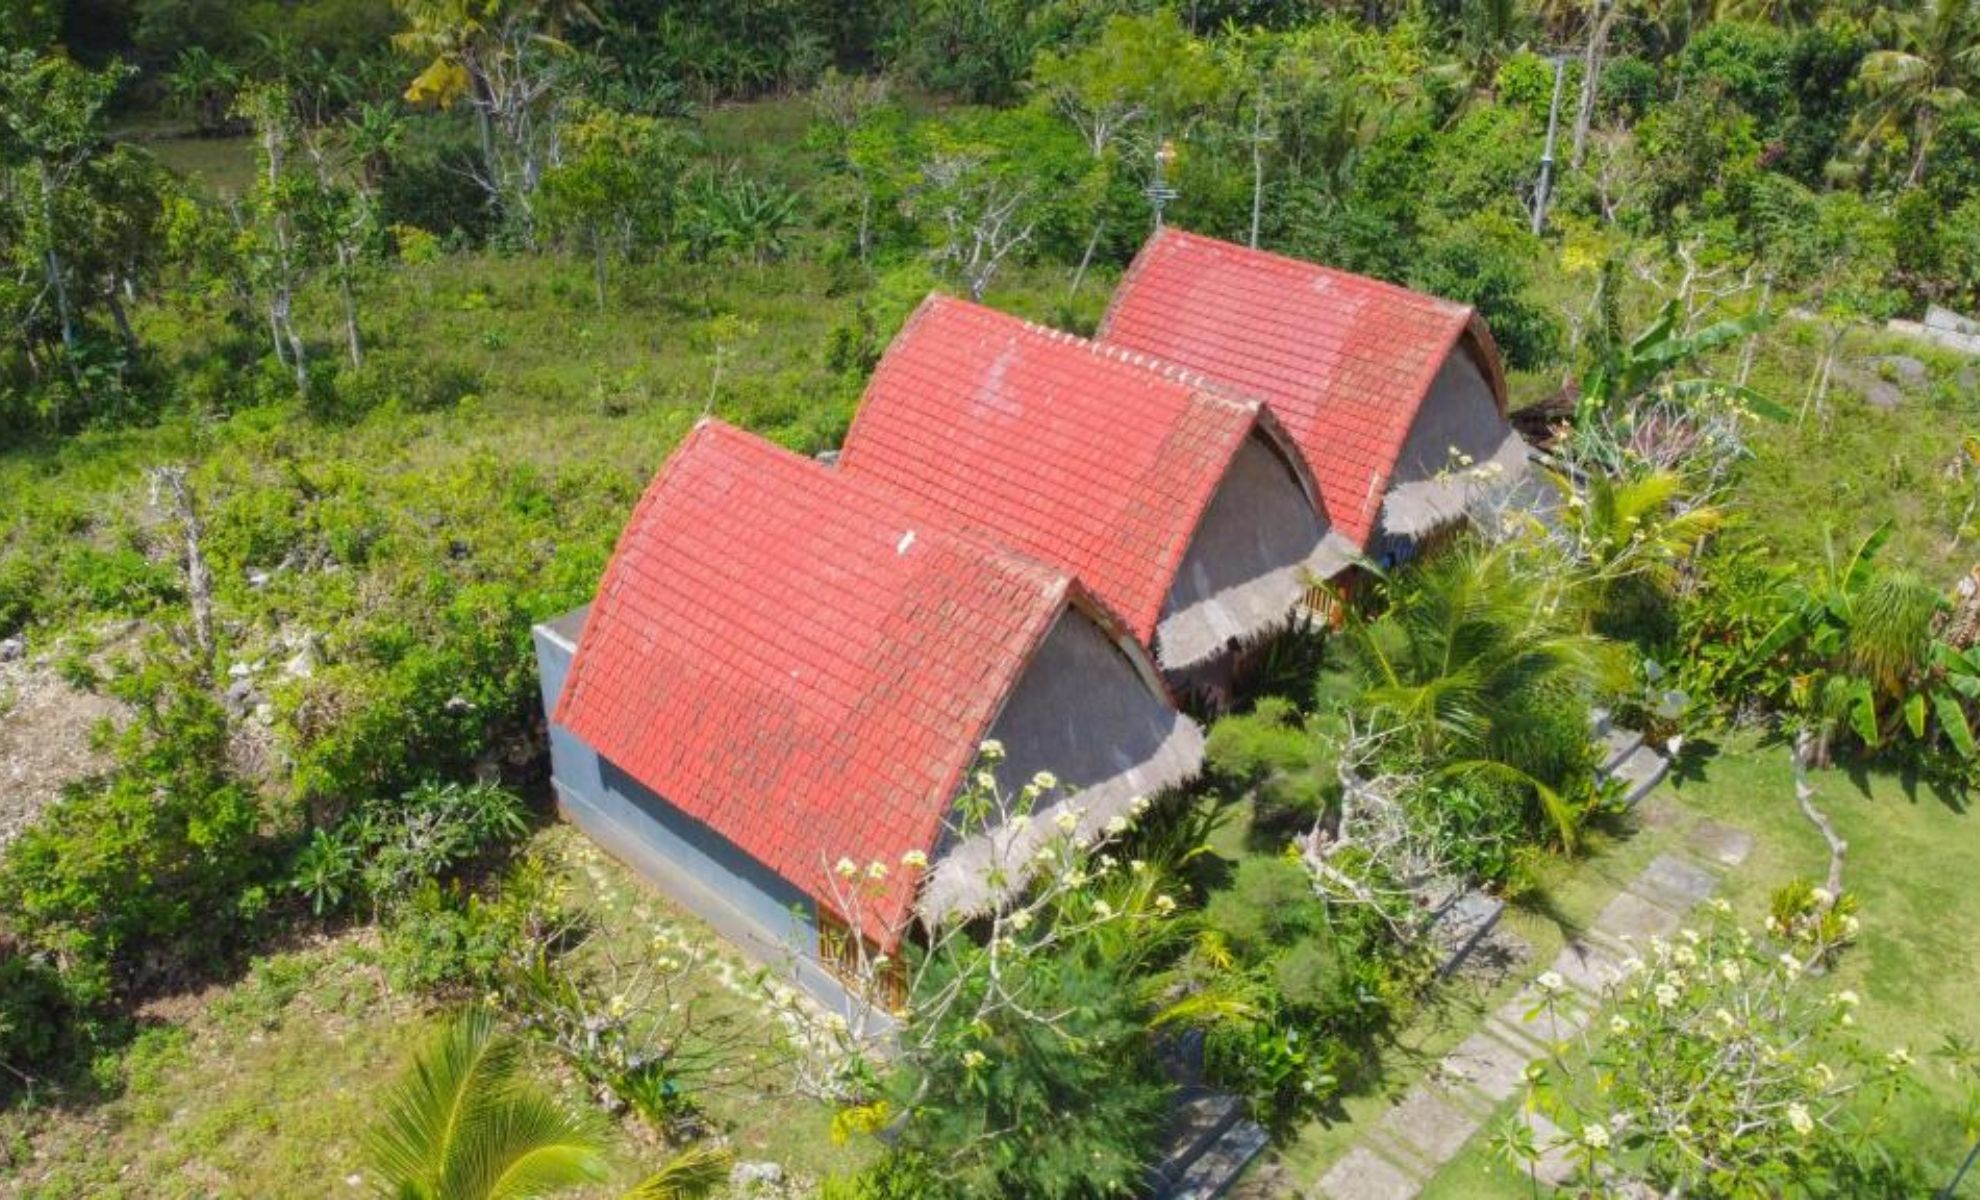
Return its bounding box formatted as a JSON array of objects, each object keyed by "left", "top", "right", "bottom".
[
  {"left": 1855, "top": 0, "right": 1980, "bottom": 184},
  {"left": 1546, "top": 467, "right": 1724, "bottom": 620},
  {"left": 1512, "top": 894, "right": 1912, "bottom": 1197},
  {"left": 540, "top": 102, "right": 686, "bottom": 309},
  {"left": 391, "top": 0, "right": 593, "bottom": 237},
  {"left": 1338, "top": 538, "right": 1629, "bottom": 845},
  {"left": 0, "top": 50, "right": 132, "bottom": 408},
  {"left": 164, "top": 47, "right": 242, "bottom": 134},
  {"left": 1753, "top": 523, "right": 1974, "bottom": 763},
  {"left": 366, "top": 1006, "right": 731, "bottom": 1200}
]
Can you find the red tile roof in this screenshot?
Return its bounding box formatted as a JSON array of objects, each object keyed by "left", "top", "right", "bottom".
[
  {"left": 553, "top": 420, "right": 1086, "bottom": 948},
  {"left": 1098, "top": 228, "right": 1509, "bottom": 548},
  {"left": 840, "top": 294, "right": 1323, "bottom": 651}
]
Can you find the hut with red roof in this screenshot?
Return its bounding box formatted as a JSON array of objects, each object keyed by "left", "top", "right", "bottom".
[
  {"left": 1099, "top": 228, "right": 1532, "bottom": 563},
  {"left": 841, "top": 294, "right": 1349, "bottom": 688},
  {"left": 532, "top": 420, "right": 1202, "bottom": 1011}
]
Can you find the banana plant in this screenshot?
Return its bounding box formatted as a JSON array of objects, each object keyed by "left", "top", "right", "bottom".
[
  {"left": 1575, "top": 299, "right": 1788, "bottom": 431},
  {"left": 1754, "top": 523, "right": 1973, "bottom": 760}
]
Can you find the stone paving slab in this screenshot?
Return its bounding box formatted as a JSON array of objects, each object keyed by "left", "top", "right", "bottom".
[
  {"left": 1378, "top": 1085, "right": 1482, "bottom": 1165},
  {"left": 1491, "top": 983, "right": 1590, "bottom": 1050},
  {"left": 1315, "top": 1145, "right": 1422, "bottom": 1200},
  {"left": 1590, "top": 887, "right": 1682, "bottom": 944},
  {"left": 1548, "top": 938, "right": 1627, "bottom": 996},
  {"left": 1635, "top": 852, "right": 1719, "bottom": 910},
  {"left": 1438, "top": 1030, "right": 1532, "bottom": 1104},
  {"left": 1688, "top": 819, "right": 1755, "bottom": 867}
]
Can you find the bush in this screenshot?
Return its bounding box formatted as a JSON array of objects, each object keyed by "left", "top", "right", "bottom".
[
  {"left": 320, "top": 353, "right": 484, "bottom": 422},
  {"left": 1201, "top": 697, "right": 1332, "bottom": 821},
  {"left": 0, "top": 658, "right": 277, "bottom": 1075},
  {"left": 377, "top": 869, "right": 548, "bottom": 997},
  {"left": 288, "top": 780, "right": 529, "bottom": 918}
]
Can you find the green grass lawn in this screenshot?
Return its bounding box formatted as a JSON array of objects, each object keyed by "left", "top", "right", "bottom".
[
  {"left": 0, "top": 825, "right": 866, "bottom": 1199},
  {"left": 1420, "top": 733, "right": 1980, "bottom": 1197}
]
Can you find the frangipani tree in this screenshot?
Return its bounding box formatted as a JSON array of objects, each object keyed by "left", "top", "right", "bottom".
[
  {"left": 1511, "top": 892, "right": 1911, "bottom": 1197},
  {"left": 796, "top": 746, "right": 1190, "bottom": 1199}
]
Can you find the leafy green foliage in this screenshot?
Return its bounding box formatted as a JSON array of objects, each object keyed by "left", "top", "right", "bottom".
[{"left": 365, "top": 1005, "right": 612, "bottom": 1200}]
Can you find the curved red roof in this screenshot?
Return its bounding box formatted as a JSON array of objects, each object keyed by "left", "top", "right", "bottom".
[
  {"left": 840, "top": 294, "right": 1322, "bottom": 650},
  {"left": 1099, "top": 228, "right": 1508, "bottom": 548},
  {"left": 553, "top": 420, "right": 1083, "bottom": 947}
]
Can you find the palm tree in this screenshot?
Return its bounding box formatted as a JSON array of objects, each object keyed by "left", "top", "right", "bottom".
[
  {"left": 1855, "top": 0, "right": 1980, "bottom": 185},
  {"left": 367, "top": 1007, "right": 730, "bottom": 1200},
  {"left": 1549, "top": 467, "right": 1724, "bottom": 604},
  {"left": 1341, "top": 540, "right": 1629, "bottom": 846}
]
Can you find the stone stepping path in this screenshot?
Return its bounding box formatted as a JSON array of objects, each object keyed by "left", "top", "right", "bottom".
[{"left": 1313, "top": 823, "right": 1752, "bottom": 1199}]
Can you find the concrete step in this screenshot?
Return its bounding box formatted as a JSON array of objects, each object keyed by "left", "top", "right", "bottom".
[
  {"left": 1596, "top": 726, "right": 1644, "bottom": 776},
  {"left": 1429, "top": 890, "right": 1505, "bottom": 979},
  {"left": 1165, "top": 1116, "right": 1271, "bottom": 1200},
  {"left": 1611, "top": 743, "right": 1670, "bottom": 809},
  {"left": 1149, "top": 1090, "right": 1243, "bottom": 1193}
]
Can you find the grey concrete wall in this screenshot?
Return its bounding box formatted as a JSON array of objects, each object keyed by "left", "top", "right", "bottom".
[
  {"left": 921, "top": 608, "right": 1203, "bottom": 921},
  {"left": 533, "top": 611, "right": 869, "bottom": 1020},
  {"left": 1382, "top": 350, "right": 1530, "bottom": 538},
  {"left": 1156, "top": 433, "right": 1326, "bottom": 672}
]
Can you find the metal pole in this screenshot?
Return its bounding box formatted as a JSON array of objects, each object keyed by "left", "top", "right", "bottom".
[
  {"left": 1147, "top": 139, "right": 1179, "bottom": 232},
  {"left": 1532, "top": 54, "right": 1567, "bottom": 236}
]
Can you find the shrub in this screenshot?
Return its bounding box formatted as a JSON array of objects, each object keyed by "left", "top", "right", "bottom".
[
  {"left": 1201, "top": 697, "right": 1332, "bottom": 821},
  {"left": 288, "top": 780, "right": 529, "bottom": 919},
  {"left": 0, "top": 656, "right": 277, "bottom": 1077},
  {"left": 377, "top": 859, "right": 560, "bottom": 997}
]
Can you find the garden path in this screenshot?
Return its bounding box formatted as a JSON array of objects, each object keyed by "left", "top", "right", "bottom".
[{"left": 1312, "top": 816, "right": 1753, "bottom": 1199}]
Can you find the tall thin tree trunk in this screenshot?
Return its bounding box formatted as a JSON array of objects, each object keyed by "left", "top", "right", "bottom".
[
  {"left": 36, "top": 162, "right": 89, "bottom": 402},
  {"left": 1570, "top": 0, "right": 1616, "bottom": 170},
  {"left": 105, "top": 282, "right": 140, "bottom": 356},
  {"left": 1908, "top": 110, "right": 1933, "bottom": 187},
  {"left": 1067, "top": 219, "right": 1104, "bottom": 302},
  {"left": 152, "top": 466, "right": 215, "bottom": 675},
  {"left": 1249, "top": 88, "right": 1268, "bottom": 249},
  {"left": 1532, "top": 55, "right": 1568, "bottom": 235},
  {"left": 337, "top": 246, "right": 363, "bottom": 367},
  {"left": 591, "top": 225, "right": 608, "bottom": 313},
  {"left": 1736, "top": 274, "right": 1772, "bottom": 387}
]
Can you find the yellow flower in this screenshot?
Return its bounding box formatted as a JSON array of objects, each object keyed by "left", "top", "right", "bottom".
[
  {"left": 1787, "top": 1103, "right": 1814, "bottom": 1137},
  {"left": 960, "top": 1049, "right": 987, "bottom": 1070},
  {"left": 900, "top": 849, "right": 929, "bottom": 869}
]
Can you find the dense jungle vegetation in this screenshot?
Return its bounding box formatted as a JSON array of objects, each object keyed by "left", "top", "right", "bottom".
[{"left": 6, "top": 0, "right": 1980, "bottom": 1196}]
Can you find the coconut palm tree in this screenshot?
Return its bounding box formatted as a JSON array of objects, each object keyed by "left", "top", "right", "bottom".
[
  {"left": 1855, "top": 0, "right": 1980, "bottom": 185},
  {"left": 366, "top": 1007, "right": 730, "bottom": 1200},
  {"left": 1548, "top": 467, "right": 1724, "bottom": 604},
  {"left": 1340, "top": 539, "right": 1629, "bottom": 846}
]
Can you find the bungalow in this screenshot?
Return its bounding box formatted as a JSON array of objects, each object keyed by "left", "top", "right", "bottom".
[
  {"left": 1098, "top": 228, "right": 1532, "bottom": 565},
  {"left": 533, "top": 420, "right": 1202, "bottom": 1012},
  {"left": 840, "top": 294, "right": 1349, "bottom": 689}
]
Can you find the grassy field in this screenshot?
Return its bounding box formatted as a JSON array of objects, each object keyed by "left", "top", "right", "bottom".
[{"left": 0, "top": 825, "right": 869, "bottom": 1199}]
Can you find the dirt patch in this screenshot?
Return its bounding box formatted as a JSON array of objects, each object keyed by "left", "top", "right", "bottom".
[{"left": 0, "top": 647, "right": 127, "bottom": 849}]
